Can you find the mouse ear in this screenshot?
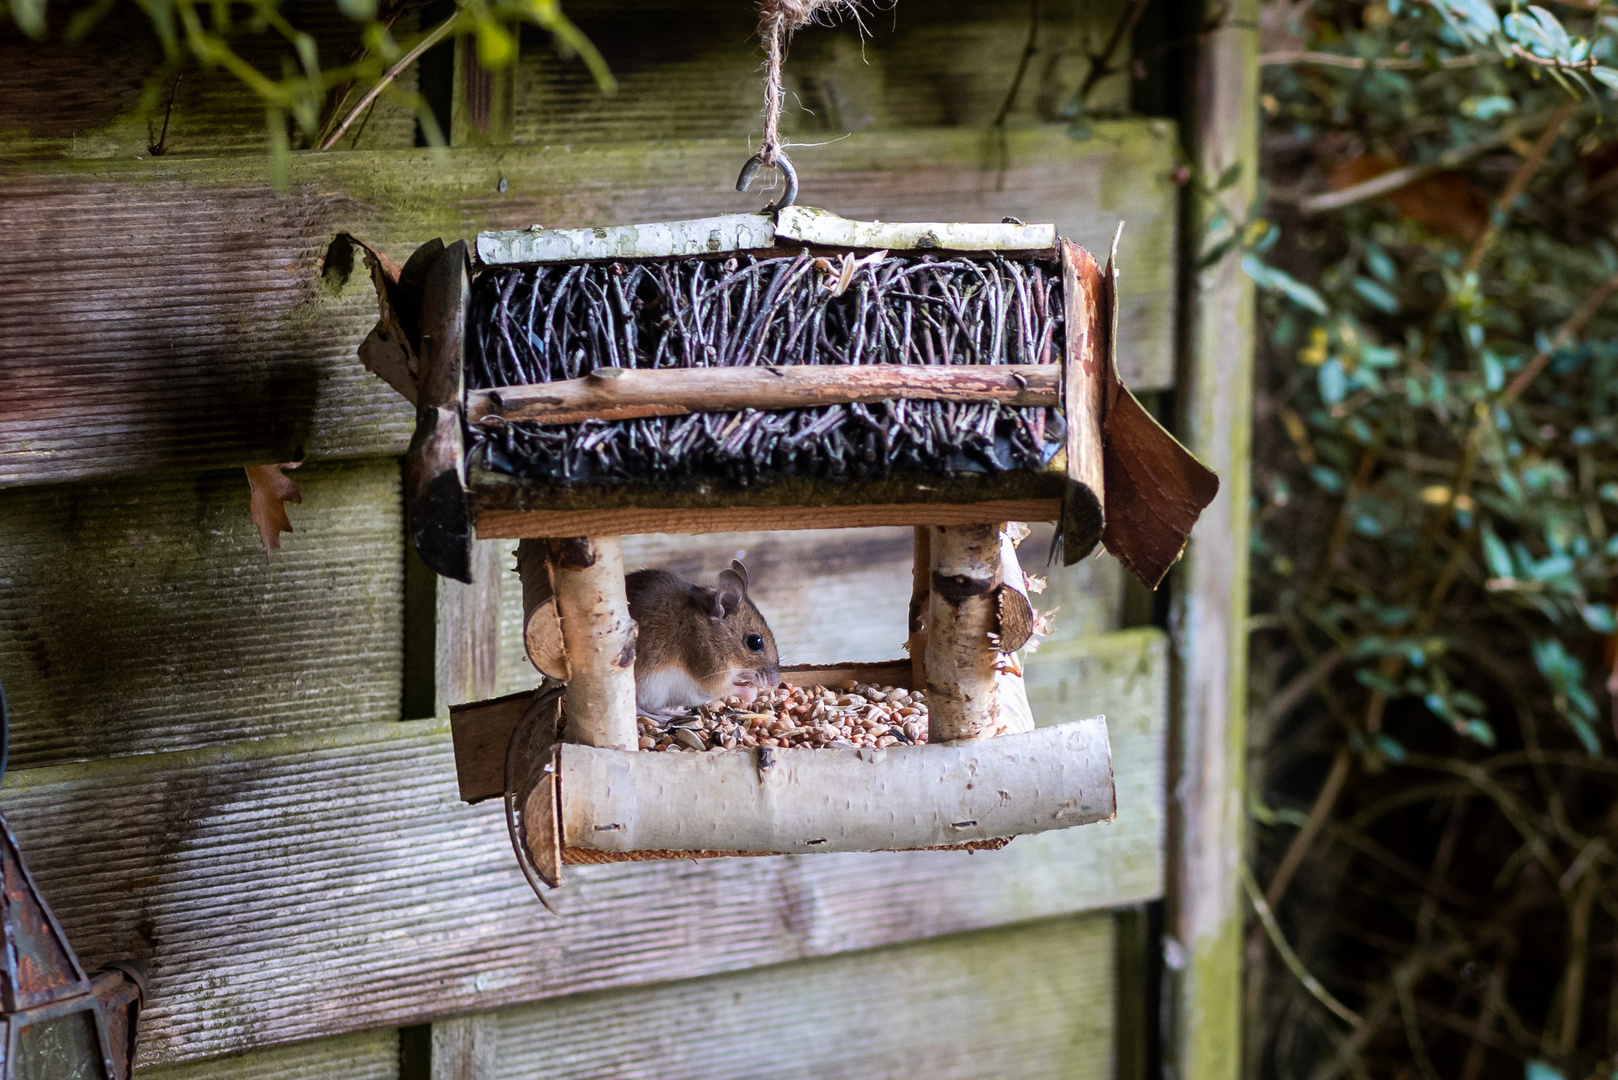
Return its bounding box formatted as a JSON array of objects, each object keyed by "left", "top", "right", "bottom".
[
  {"left": 729, "top": 559, "right": 750, "bottom": 590},
  {"left": 713, "top": 568, "right": 746, "bottom": 619}
]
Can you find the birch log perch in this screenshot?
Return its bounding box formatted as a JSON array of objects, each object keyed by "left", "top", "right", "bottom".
[
  {"left": 515, "top": 539, "right": 568, "bottom": 679},
  {"left": 558, "top": 717, "right": 1115, "bottom": 854},
  {"left": 547, "top": 536, "right": 639, "bottom": 750},
  {"left": 925, "top": 523, "right": 1005, "bottom": 742},
  {"left": 467, "top": 365, "right": 1061, "bottom": 427}
]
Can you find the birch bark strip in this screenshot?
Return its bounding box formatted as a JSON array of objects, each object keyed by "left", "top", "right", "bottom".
[
  {"left": 907, "top": 526, "right": 930, "bottom": 691},
  {"left": 993, "top": 526, "right": 1036, "bottom": 737},
  {"left": 547, "top": 536, "right": 638, "bottom": 750},
  {"left": 560, "top": 717, "right": 1115, "bottom": 854},
  {"left": 925, "top": 523, "right": 1004, "bottom": 742},
  {"left": 515, "top": 538, "right": 568, "bottom": 679}
]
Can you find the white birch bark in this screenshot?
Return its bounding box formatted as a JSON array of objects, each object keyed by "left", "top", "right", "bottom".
[
  {"left": 559, "top": 717, "right": 1114, "bottom": 854},
  {"left": 548, "top": 536, "right": 638, "bottom": 751},
  {"left": 924, "top": 523, "right": 1004, "bottom": 742}
]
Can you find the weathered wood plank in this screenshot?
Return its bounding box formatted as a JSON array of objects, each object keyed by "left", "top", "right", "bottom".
[
  {"left": 0, "top": 628, "right": 1162, "bottom": 1067},
  {"left": 0, "top": 122, "right": 1178, "bottom": 489},
  {"left": 0, "top": 460, "right": 403, "bottom": 770},
  {"left": 473, "top": 499, "right": 1063, "bottom": 540},
  {"left": 136, "top": 1029, "right": 399, "bottom": 1080},
  {"left": 514, "top": 0, "right": 1134, "bottom": 145},
  {"left": 0, "top": 0, "right": 1127, "bottom": 162},
  {"left": 1166, "top": 0, "right": 1260, "bottom": 1076},
  {"left": 469, "top": 914, "right": 1115, "bottom": 1080}
]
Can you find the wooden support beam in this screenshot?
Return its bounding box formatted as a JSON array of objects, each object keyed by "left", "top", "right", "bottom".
[
  {"left": 467, "top": 364, "right": 1061, "bottom": 427},
  {"left": 925, "top": 523, "right": 1004, "bottom": 742},
  {"left": 547, "top": 536, "right": 637, "bottom": 751},
  {"left": 559, "top": 718, "right": 1115, "bottom": 855},
  {"left": 1167, "top": 0, "right": 1260, "bottom": 1075},
  {"left": 474, "top": 500, "right": 1060, "bottom": 539}
]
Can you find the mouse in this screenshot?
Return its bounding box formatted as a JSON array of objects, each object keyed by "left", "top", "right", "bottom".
[{"left": 625, "top": 559, "right": 781, "bottom": 717}]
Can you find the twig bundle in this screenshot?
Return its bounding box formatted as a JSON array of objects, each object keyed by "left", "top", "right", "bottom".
[{"left": 466, "top": 252, "right": 1066, "bottom": 486}]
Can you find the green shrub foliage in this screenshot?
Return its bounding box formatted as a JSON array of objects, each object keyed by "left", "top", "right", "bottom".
[
  {"left": 1, "top": 0, "right": 611, "bottom": 177},
  {"left": 1250, "top": 0, "right": 1618, "bottom": 1076}
]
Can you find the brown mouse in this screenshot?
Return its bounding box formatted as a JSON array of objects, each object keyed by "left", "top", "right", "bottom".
[{"left": 625, "top": 559, "right": 780, "bottom": 716}]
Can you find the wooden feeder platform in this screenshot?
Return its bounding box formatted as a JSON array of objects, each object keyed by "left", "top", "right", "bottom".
[{"left": 352, "top": 207, "right": 1218, "bottom": 887}]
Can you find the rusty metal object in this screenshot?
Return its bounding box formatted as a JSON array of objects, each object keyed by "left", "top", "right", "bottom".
[{"left": 0, "top": 677, "right": 145, "bottom": 1079}]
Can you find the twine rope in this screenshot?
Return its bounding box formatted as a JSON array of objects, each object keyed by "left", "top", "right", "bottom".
[{"left": 756, "top": 0, "right": 861, "bottom": 166}]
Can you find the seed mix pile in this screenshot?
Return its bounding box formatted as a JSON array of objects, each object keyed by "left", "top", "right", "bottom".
[{"left": 638, "top": 681, "right": 928, "bottom": 752}]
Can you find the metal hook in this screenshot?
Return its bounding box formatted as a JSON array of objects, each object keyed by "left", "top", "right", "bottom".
[{"left": 736, "top": 152, "right": 798, "bottom": 213}]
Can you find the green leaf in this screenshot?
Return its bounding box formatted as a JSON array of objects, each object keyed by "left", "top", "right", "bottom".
[
  {"left": 9, "top": 0, "right": 46, "bottom": 38},
  {"left": 62, "top": 0, "right": 113, "bottom": 40},
  {"left": 336, "top": 0, "right": 377, "bottom": 18},
  {"left": 1481, "top": 527, "right": 1515, "bottom": 578},
  {"left": 1242, "top": 254, "right": 1329, "bottom": 315},
  {"left": 1583, "top": 604, "right": 1615, "bottom": 632},
  {"left": 1352, "top": 277, "right": 1400, "bottom": 313},
  {"left": 476, "top": 19, "right": 518, "bottom": 68},
  {"left": 1319, "top": 357, "right": 1347, "bottom": 405},
  {"left": 1365, "top": 244, "right": 1398, "bottom": 283}
]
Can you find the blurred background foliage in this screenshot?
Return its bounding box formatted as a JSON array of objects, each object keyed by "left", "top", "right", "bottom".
[
  {"left": 1248, "top": 0, "right": 1618, "bottom": 1076},
  {"left": 0, "top": 0, "right": 612, "bottom": 180}
]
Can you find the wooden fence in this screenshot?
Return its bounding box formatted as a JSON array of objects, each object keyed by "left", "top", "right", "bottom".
[{"left": 0, "top": 1, "right": 1255, "bottom": 1075}]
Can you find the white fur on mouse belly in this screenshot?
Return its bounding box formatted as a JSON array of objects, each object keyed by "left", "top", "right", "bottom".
[{"left": 636, "top": 665, "right": 755, "bottom": 715}]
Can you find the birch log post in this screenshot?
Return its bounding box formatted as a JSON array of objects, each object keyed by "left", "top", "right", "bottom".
[
  {"left": 546, "top": 536, "right": 638, "bottom": 750},
  {"left": 925, "top": 524, "right": 1005, "bottom": 742}
]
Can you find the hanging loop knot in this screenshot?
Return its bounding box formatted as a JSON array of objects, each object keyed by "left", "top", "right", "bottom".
[{"left": 742, "top": 0, "right": 861, "bottom": 210}]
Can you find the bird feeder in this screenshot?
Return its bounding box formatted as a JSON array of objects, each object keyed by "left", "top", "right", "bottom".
[{"left": 346, "top": 201, "right": 1217, "bottom": 889}]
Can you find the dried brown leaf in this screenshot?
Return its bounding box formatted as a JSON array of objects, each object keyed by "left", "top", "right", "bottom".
[
  {"left": 245, "top": 463, "right": 303, "bottom": 557},
  {"left": 1328, "top": 153, "right": 1489, "bottom": 241}
]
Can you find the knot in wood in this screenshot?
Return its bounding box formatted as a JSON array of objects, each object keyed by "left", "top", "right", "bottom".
[
  {"left": 613, "top": 626, "right": 638, "bottom": 671},
  {"left": 546, "top": 536, "right": 598, "bottom": 570},
  {"left": 931, "top": 572, "right": 995, "bottom": 605}
]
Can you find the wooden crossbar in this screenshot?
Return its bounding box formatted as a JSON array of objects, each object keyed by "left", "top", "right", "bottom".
[{"left": 467, "top": 364, "right": 1061, "bottom": 426}]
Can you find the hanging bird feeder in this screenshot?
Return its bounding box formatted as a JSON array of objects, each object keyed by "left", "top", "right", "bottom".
[
  {"left": 345, "top": 195, "right": 1216, "bottom": 890},
  {"left": 341, "top": 0, "right": 1216, "bottom": 890}
]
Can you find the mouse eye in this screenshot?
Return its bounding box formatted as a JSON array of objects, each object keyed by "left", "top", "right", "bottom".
[{"left": 745, "top": 633, "right": 765, "bottom": 652}]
